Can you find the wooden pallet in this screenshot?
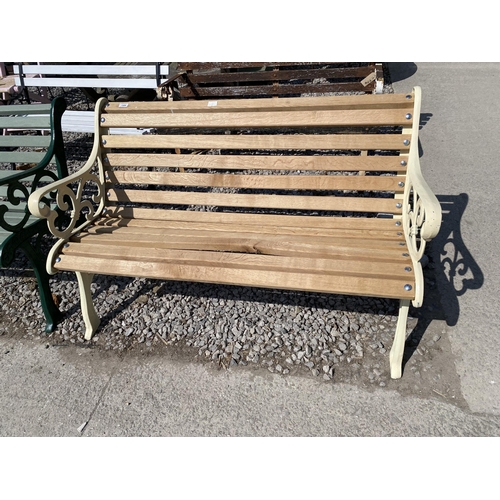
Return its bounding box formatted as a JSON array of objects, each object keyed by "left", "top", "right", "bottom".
[{"left": 164, "top": 62, "right": 384, "bottom": 100}]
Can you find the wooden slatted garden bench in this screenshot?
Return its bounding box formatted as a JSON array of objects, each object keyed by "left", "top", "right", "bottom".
[
  {"left": 1, "top": 97, "right": 68, "bottom": 332},
  {"left": 28, "top": 86, "right": 441, "bottom": 378},
  {"left": 162, "top": 62, "right": 384, "bottom": 100}
]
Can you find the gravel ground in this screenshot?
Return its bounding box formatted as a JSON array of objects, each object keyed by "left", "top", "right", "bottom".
[{"left": 0, "top": 71, "right": 466, "bottom": 406}]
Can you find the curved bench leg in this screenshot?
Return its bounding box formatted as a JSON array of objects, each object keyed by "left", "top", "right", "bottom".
[
  {"left": 76, "top": 272, "right": 100, "bottom": 340},
  {"left": 390, "top": 299, "right": 410, "bottom": 379},
  {"left": 19, "top": 241, "right": 62, "bottom": 334}
]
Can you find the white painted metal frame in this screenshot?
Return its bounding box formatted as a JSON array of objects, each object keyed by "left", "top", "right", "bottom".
[{"left": 14, "top": 64, "right": 170, "bottom": 89}]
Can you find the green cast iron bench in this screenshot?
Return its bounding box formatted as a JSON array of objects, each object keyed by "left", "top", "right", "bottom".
[
  {"left": 1, "top": 98, "right": 68, "bottom": 332},
  {"left": 28, "top": 86, "right": 441, "bottom": 378}
]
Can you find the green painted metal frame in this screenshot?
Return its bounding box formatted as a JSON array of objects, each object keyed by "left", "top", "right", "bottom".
[{"left": 0, "top": 97, "right": 68, "bottom": 332}]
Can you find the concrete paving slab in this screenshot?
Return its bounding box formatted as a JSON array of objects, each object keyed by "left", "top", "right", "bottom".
[
  {"left": 1, "top": 337, "right": 499, "bottom": 436},
  {"left": 389, "top": 62, "right": 500, "bottom": 415}
]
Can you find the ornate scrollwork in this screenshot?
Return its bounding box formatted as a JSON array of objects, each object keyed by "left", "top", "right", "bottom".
[
  {"left": 403, "top": 173, "right": 442, "bottom": 264},
  {"left": 34, "top": 167, "right": 105, "bottom": 241},
  {"left": 0, "top": 169, "right": 59, "bottom": 233}
]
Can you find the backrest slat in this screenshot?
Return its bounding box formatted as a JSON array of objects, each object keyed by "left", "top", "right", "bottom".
[{"left": 100, "top": 92, "right": 414, "bottom": 220}]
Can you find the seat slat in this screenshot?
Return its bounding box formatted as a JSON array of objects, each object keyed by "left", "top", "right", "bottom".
[
  {"left": 73, "top": 231, "right": 408, "bottom": 261},
  {"left": 102, "top": 109, "right": 413, "bottom": 128},
  {"left": 102, "top": 134, "right": 411, "bottom": 151},
  {"left": 85, "top": 223, "right": 405, "bottom": 250},
  {"left": 62, "top": 242, "right": 413, "bottom": 279},
  {"left": 54, "top": 253, "right": 415, "bottom": 300},
  {"left": 109, "top": 171, "right": 402, "bottom": 192},
  {"left": 105, "top": 153, "right": 407, "bottom": 172},
  {"left": 95, "top": 217, "right": 404, "bottom": 240}
]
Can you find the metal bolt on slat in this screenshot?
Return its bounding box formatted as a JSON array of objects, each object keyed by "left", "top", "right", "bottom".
[
  {"left": 400, "top": 160, "right": 407, "bottom": 166},
  {"left": 395, "top": 221, "right": 401, "bottom": 226},
  {"left": 405, "top": 113, "right": 412, "bottom": 120},
  {"left": 404, "top": 284, "right": 413, "bottom": 291},
  {"left": 403, "top": 139, "right": 410, "bottom": 146},
  {"left": 398, "top": 181, "right": 405, "bottom": 187},
  {"left": 396, "top": 203, "right": 402, "bottom": 208},
  {"left": 405, "top": 267, "right": 412, "bottom": 272}
]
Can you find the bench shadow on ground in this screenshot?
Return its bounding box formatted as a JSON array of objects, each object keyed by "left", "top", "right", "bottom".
[{"left": 402, "top": 192, "right": 483, "bottom": 370}]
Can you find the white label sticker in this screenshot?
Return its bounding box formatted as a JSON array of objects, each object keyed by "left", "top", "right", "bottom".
[
  {"left": 361, "top": 73, "right": 376, "bottom": 87},
  {"left": 118, "top": 103, "right": 129, "bottom": 108},
  {"left": 207, "top": 101, "right": 218, "bottom": 107}
]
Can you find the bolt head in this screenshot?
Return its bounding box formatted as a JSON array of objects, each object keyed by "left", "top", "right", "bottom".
[
  {"left": 55, "top": 257, "right": 61, "bottom": 263},
  {"left": 395, "top": 221, "right": 401, "bottom": 226},
  {"left": 398, "top": 181, "right": 405, "bottom": 187},
  {"left": 102, "top": 139, "right": 107, "bottom": 145},
  {"left": 396, "top": 203, "right": 402, "bottom": 208},
  {"left": 101, "top": 117, "right": 105, "bottom": 123},
  {"left": 405, "top": 113, "right": 412, "bottom": 120},
  {"left": 400, "top": 160, "right": 407, "bottom": 166},
  {"left": 404, "top": 284, "right": 413, "bottom": 291},
  {"left": 406, "top": 95, "right": 412, "bottom": 99},
  {"left": 403, "top": 139, "right": 410, "bottom": 146},
  {"left": 405, "top": 267, "right": 412, "bottom": 272}
]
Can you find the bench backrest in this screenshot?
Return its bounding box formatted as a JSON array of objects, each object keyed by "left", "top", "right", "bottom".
[
  {"left": 98, "top": 92, "right": 415, "bottom": 228},
  {"left": 14, "top": 63, "right": 170, "bottom": 90},
  {"left": 169, "top": 62, "right": 384, "bottom": 99},
  {"left": 0, "top": 98, "right": 67, "bottom": 248}
]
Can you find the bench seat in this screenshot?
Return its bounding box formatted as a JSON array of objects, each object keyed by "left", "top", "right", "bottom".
[
  {"left": 59, "top": 213, "right": 414, "bottom": 300},
  {"left": 29, "top": 87, "right": 441, "bottom": 378}
]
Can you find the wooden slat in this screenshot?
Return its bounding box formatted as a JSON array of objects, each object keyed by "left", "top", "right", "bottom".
[
  {"left": 0, "top": 116, "right": 50, "bottom": 129},
  {"left": 101, "top": 109, "right": 412, "bottom": 129},
  {"left": 109, "top": 171, "right": 402, "bottom": 192},
  {"left": 104, "top": 208, "right": 400, "bottom": 231},
  {"left": 105, "top": 93, "right": 413, "bottom": 113},
  {"left": 0, "top": 151, "right": 51, "bottom": 163},
  {"left": 183, "top": 67, "right": 374, "bottom": 84},
  {"left": 0, "top": 135, "right": 51, "bottom": 148},
  {"left": 108, "top": 188, "right": 402, "bottom": 214},
  {"left": 84, "top": 225, "right": 406, "bottom": 253},
  {"left": 176, "top": 62, "right": 376, "bottom": 72},
  {"left": 0, "top": 104, "right": 51, "bottom": 116},
  {"left": 73, "top": 232, "right": 408, "bottom": 261},
  {"left": 105, "top": 153, "right": 407, "bottom": 172},
  {"left": 102, "top": 134, "right": 411, "bottom": 151},
  {"left": 62, "top": 242, "right": 412, "bottom": 279},
  {"left": 54, "top": 253, "right": 414, "bottom": 300},
  {"left": 0, "top": 170, "right": 36, "bottom": 181},
  {"left": 95, "top": 216, "right": 405, "bottom": 240},
  {"left": 179, "top": 83, "right": 375, "bottom": 98}
]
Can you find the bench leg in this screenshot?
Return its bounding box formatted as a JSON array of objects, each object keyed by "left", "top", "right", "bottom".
[
  {"left": 76, "top": 272, "right": 100, "bottom": 340},
  {"left": 19, "top": 241, "right": 63, "bottom": 334},
  {"left": 390, "top": 299, "right": 410, "bottom": 379}
]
